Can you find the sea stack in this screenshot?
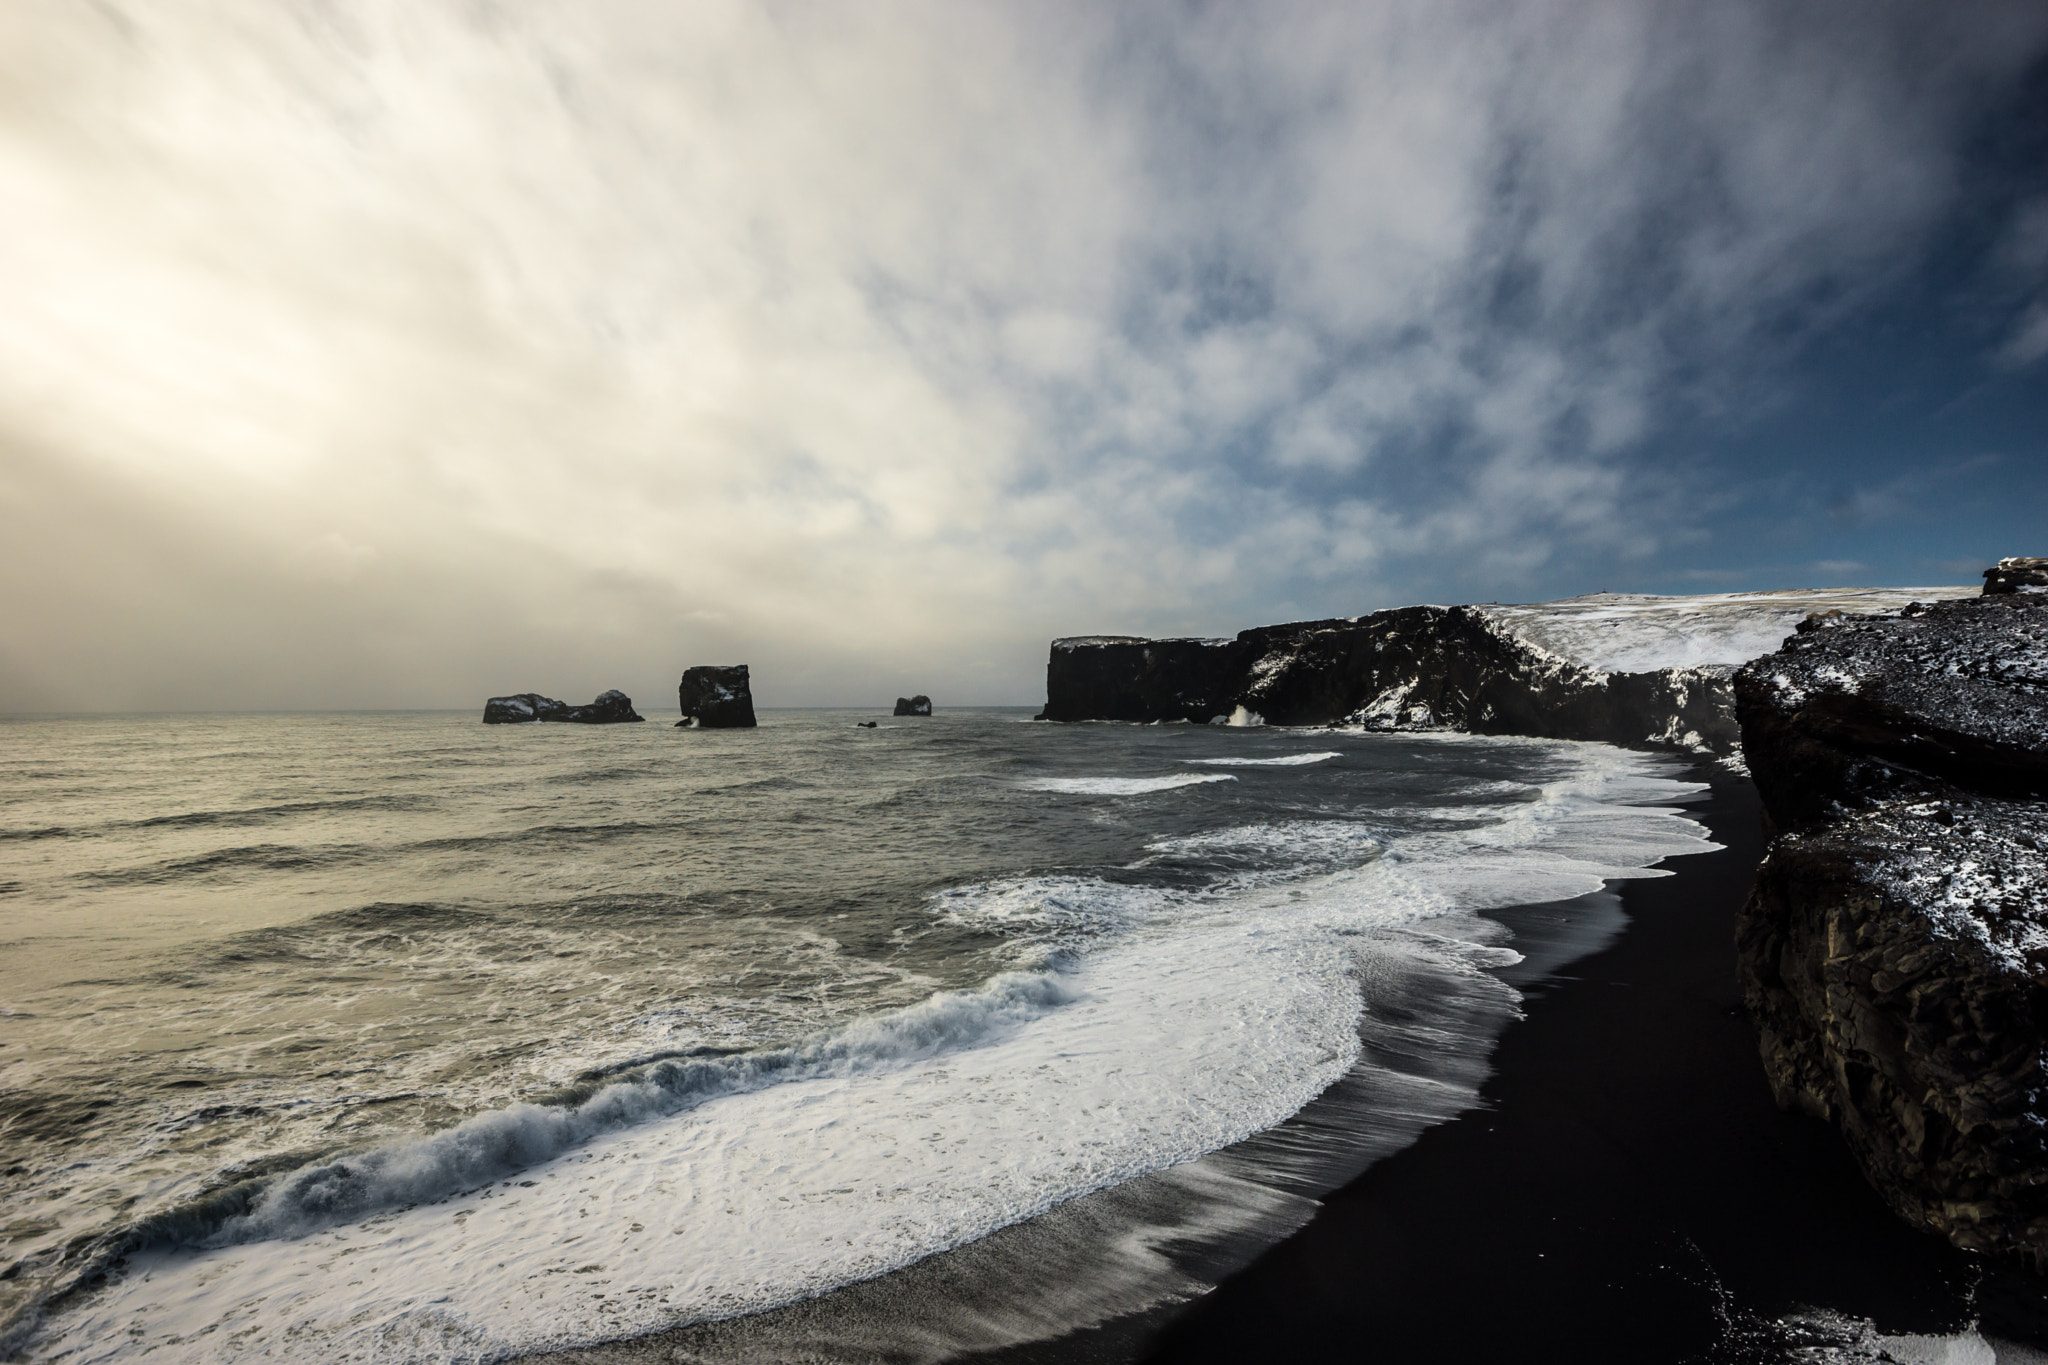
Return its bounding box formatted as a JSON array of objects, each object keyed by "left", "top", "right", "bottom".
[
  {"left": 893, "top": 695, "right": 933, "bottom": 716},
  {"left": 1733, "top": 582, "right": 2048, "bottom": 1269},
  {"left": 677, "top": 665, "right": 757, "bottom": 728},
  {"left": 482, "top": 689, "right": 644, "bottom": 724}
]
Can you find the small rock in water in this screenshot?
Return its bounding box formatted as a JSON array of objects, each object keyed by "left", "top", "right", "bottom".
[
  {"left": 856, "top": 720, "right": 878, "bottom": 728},
  {"left": 893, "top": 695, "right": 933, "bottom": 716},
  {"left": 482, "top": 689, "right": 644, "bottom": 724}
]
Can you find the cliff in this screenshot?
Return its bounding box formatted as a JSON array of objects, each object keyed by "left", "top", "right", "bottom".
[
  {"left": 1985, "top": 557, "right": 2048, "bottom": 595},
  {"left": 1039, "top": 606, "right": 1736, "bottom": 753},
  {"left": 1033, "top": 588, "right": 1980, "bottom": 757},
  {"left": 482, "top": 689, "right": 643, "bottom": 724},
  {"left": 1734, "top": 592, "right": 2048, "bottom": 1268}
]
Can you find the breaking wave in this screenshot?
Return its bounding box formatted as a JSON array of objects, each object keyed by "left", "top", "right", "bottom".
[
  {"left": 1183, "top": 752, "right": 1340, "bottom": 767},
  {"left": 1021, "top": 774, "right": 1236, "bottom": 795}
]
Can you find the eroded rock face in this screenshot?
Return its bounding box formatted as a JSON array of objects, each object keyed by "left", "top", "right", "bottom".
[
  {"left": 482, "top": 689, "right": 644, "bottom": 724},
  {"left": 1985, "top": 557, "right": 2048, "bottom": 595},
  {"left": 1735, "top": 593, "right": 2048, "bottom": 1268},
  {"left": 1035, "top": 607, "right": 1739, "bottom": 754},
  {"left": 893, "top": 695, "right": 932, "bottom": 716},
  {"left": 677, "top": 665, "right": 756, "bottom": 728}
]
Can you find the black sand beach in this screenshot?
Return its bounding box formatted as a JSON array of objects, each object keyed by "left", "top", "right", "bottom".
[
  {"left": 535, "top": 764, "right": 2048, "bottom": 1365},
  {"left": 1134, "top": 769, "right": 2048, "bottom": 1363}
]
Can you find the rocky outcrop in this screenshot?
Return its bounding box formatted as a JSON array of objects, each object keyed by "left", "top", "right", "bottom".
[
  {"left": 1036, "top": 607, "right": 1739, "bottom": 754},
  {"left": 1734, "top": 592, "right": 2048, "bottom": 1269},
  {"left": 482, "top": 689, "right": 644, "bottom": 724},
  {"left": 1985, "top": 557, "right": 2048, "bottom": 595},
  {"left": 677, "top": 665, "right": 756, "bottom": 728},
  {"left": 893, "top": 695, "right": 933, "bottom": 717}
]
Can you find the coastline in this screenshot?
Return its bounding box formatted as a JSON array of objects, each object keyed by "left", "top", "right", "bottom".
[
  {"left": 1134, "top": 766, "right": 2048, "bottom": 1363},
  {"left": 516, "top": 756, "right": 2048, "bottom": 1365}
]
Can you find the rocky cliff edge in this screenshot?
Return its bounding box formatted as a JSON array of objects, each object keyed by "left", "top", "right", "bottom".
[{"left": 1735, "top": 592, "right": 2048, "bottom": 1268}]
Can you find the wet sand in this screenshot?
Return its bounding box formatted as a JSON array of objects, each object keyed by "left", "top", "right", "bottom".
[{"left": 1135, "top": 768, "right": 2048, "bottom": 1363}]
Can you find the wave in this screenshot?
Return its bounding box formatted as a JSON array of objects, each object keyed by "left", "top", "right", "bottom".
[
  {"left": 1021, "top": 774, "right": 1237, "bottom": 795},
  {"left": 127, "top": 794, "right": 432, "bottom": 831},
  {"left": 412, "top": 820, "right": 670, "bottom": 853},
  {"left": 1183, "top": 752, "right": 1340, "bottom": 767},
  {"left": 75, "top": 842, "right": 381, "bottom": 886},
  {"left": 1149, "top": 819, "right": 1385, "bottom": 867},
  {"left": 0, "top": 824, "right": 82, "bottom": 842},
  {"left": 126, "top": 969, "right": 1076, "bottom": 1252}
]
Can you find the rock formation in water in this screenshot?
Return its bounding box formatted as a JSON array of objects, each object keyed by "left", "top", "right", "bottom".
[
  {"left": 482, "top": 689, "right": 644, "bottom": 724},
  {"left": 677, "top": 665, "right": 756, "bottom": 728},
  {"left": 1035, "top": 607, "right": 1738, "bottom": 754},
  {"left": 893, "top": 695, "right": 933, "bottom": 716},
  {"left": 1985, "top": 557, "right": 2048, "bottom": 595},
  {"left": 1734, "top": 590, "right": 2048, "bottom": 1269}
]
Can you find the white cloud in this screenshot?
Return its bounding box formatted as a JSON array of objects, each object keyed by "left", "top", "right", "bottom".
[{"left": 0, "top": 0, "right": 2042, "bottom": 709}]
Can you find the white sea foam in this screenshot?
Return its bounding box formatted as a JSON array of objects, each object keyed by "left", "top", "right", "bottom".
[
  {"left": 1147, "top": 820, "right": 1383, "bottom": 864},
  {"left": 210, "top": 970, "right": 1077, "bottom": 1246},
  {"left": 33, "top": 739, "right": 1714, "bottom": 1365},
  {"left": 1021, "top": 774, "right": 1236, "bottom": 795},
  {"left": 1774, "top": 1310, "right": 2048, "bottom": 1363},
  {"left": 1184, "top": 752, "right": 1340, "bottom": 767}
]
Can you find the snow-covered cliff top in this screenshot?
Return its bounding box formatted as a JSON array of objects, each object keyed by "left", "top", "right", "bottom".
[{"left": 1477, "top": 586, "right": 1980, "bottom": 675}]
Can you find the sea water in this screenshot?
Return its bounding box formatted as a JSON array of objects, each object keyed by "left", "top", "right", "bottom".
[{"left": 0, "top": 709, "right": 1712, "bottom": 1362}]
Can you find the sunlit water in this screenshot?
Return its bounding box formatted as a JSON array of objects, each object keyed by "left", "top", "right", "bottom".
[{"left": 0, "top": 710, "right": 1712, "bottom": 1362}]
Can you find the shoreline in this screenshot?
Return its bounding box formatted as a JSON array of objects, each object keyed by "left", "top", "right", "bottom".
[
  {"left": 527, "top": 750, "right": 1756, "bottom": 1365},
  {"left": 1130, "top": 766, "right": 2048, "bottom": 1363},
  {"left": 522, "top": 757, "right": 2048, "bottom": 1365}
]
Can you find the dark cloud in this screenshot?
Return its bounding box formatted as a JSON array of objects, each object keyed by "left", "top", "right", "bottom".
[{"left": 1, "top": 0, "right": 2043, "bottom": 709}]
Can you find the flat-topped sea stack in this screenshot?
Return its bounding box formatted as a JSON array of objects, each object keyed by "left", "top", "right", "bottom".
[
  {"left": 893, "top": 695, "right": 932, "bottom": 716},
  {"left": 1734, "top": 587, "right": 2048, "bottom": 1269},
  {"left": 677, "top": 665, "right": 756, "bottom": 728},
  {"left": 482, "top": 689, "right": 643, "bottom": 724}
]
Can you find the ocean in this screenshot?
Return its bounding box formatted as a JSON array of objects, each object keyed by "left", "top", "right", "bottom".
[{"left": 0, "top": 709, "right": 1712, "bottom": 1362}]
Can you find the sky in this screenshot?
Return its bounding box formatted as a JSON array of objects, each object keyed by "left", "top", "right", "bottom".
[{"left": 2, "top": 1, "right": 2045, "bottom": 711}]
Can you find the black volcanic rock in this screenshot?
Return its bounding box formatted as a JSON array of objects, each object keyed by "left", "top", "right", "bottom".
[
  {"left": 1735, "top": 592, "right": 2048, "bottom": 1269},
  {"left": 1035, "top": 608, "right": 1738, "bottom": 754},
  {"left": 892, "top": 695, "right": 932, "bottom": 717},
  {"left": 1985, "top": 557, "right": 2048, "bottom": 595},
  {"left": 1736, "top": 596, "right": 2048, "bottom": 831},
  {"left": 677, "top": 665, "right": 756, "bottom": 728},
  {"left": 482, "top": 689, "right": 644, "bottom": 724}
]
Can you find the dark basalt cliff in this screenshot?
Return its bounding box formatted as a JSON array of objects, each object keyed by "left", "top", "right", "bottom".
[
  {"left": 1986, "top": 557, "right": 2048, "bottom": 595},
  {"left": 1735, "top": 593, "right": 2048, "bottom": 1268},
  {"left": 678, "top": 665, "right": 756, "bottom": 728},
  {"left": 482, "top": 689, "right": 643, "bottom": 724},
  {"left": 894, "top": 695, "right": 933, "bottom": 716},
  {"left": 1037, "top": 606, "right": 1738, "bottom": 754}
]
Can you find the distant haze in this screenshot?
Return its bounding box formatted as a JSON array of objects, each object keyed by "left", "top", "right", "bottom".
[{"left": 3, "top": 2, "right": 2045, "bottom": 711}]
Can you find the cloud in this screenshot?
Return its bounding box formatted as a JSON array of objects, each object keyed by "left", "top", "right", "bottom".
[{"left": 1, "top": 0, "right": 2044, "bottom": 708}]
